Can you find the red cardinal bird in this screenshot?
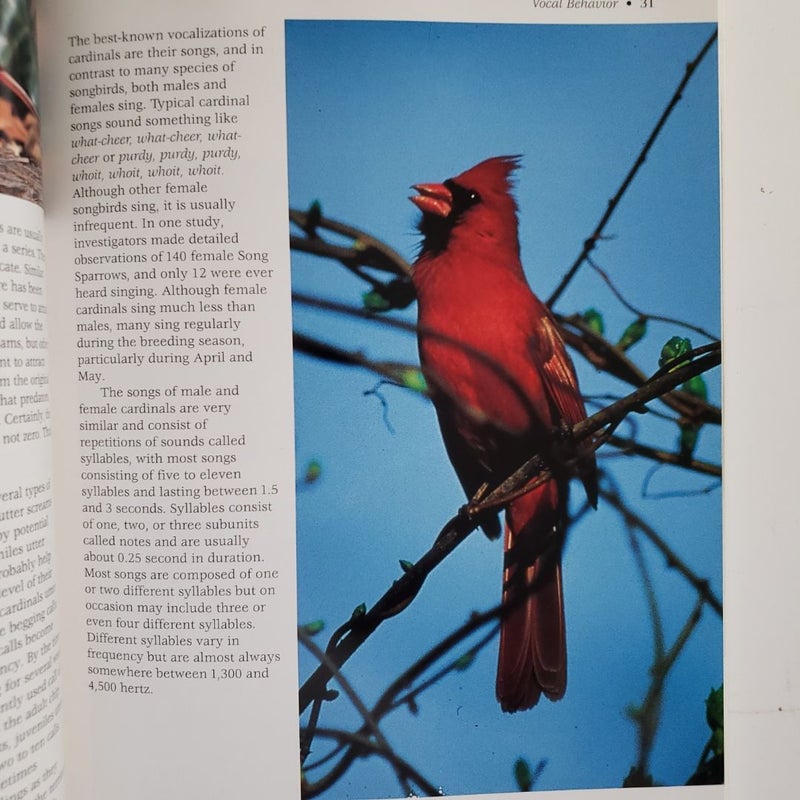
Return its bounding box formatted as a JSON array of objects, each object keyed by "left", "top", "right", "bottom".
[{"left": 410, "top": 156, "right": 597, "bottom": 712}]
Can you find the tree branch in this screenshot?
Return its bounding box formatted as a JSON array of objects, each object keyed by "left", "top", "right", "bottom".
[
  {"left": 290, "top": 207, "right": 413, "bottom": 279},
  {"left": 601, "top": 485, "right": 722, "bottom": 617},
  {"left": 292, "top": 291, "right": 722, "bottom": 430},
  {"left": 299, "top": 344, "right": 720, "bottom": 713}
]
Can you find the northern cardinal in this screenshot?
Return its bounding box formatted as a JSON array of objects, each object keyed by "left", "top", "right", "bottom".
[{"left": 410, "top": 156, "right": 597, "bottom": 712}]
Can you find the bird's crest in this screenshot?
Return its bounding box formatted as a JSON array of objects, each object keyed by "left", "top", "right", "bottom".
[{"left": 451, "top": 155, "right": 521, "bottom": 198}]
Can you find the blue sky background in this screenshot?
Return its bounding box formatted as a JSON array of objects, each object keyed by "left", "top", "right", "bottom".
[{"left": 286, "top": 20, "right": 720, "bottom": 797}]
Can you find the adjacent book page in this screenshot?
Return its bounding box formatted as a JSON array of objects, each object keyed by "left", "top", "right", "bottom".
[
  {"left": 0, "top": 194, "right": 63, "bottom": 799},
  {"left": 0, "top": 14, "right": 63, "bottom": 796}
]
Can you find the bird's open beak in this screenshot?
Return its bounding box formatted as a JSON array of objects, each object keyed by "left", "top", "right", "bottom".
[{"left": 410, "top": 182, "right": 452, "bottom": 218}]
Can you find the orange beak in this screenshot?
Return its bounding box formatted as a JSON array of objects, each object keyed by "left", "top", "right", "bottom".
[{"left": 410, "top": 182, "right": 452, "bottom": 218}]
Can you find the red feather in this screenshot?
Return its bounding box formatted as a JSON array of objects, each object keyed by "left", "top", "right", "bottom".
[{"left": 411, "top": 156, "right": 596, "bottom": 711}]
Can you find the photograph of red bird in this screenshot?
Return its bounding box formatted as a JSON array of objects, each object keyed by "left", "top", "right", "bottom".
[
  {"left": 411, "top": 156, "right": 598, "bottom": 712},
  {"left": 289, "top": 20, "right": 721, "bottom": 796}
]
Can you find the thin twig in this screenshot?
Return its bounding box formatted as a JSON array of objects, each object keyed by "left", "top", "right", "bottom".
[
  {"left": 626, "top": 526, "right": 665, "bottom": 775},
  {"left": 299, "top": 626, "right": 387, "bottom": 749},
  {"left": 290, "top": 207, "right": 414, "bottom": 278},
  {"left": 293, "top": 330, "right": 425, "bottom": 392},
  {"left": 586, "top": 255, "right": 720, "bottom": 342},
  {"left": 389, "top": 625, "right": 500, "bottom": 714},
  {"left": 607, "top": 434, "right": 721, "bottom": 478},
  {"left": 601, "top": 486, "right": 722, "bottom": 617},
  {"left": 299, "top": 627, "right": 439, "bottom": 798},
  {"left": 301, "top": 727, "right": 440, "bottom": 798},
  {"left": 547, "top": 28, "right": 719, "bottom": 307},
  {"left": 632, "top": 599, "right": 704, "bottom": 778}
]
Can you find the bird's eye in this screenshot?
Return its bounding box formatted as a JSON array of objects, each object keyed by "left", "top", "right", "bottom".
[{"left": 445, "top": 180, "right": 481, "bottom": 212}]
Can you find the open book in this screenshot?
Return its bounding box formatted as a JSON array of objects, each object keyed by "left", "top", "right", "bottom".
[{"left": 0, "top": 0, "right": 794, "bottom": 798}]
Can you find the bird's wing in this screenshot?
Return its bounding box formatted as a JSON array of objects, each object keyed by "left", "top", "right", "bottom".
[
  {"left": 529, "top": 313, "right": 585, "bottom": 427},
  {"left": 529, "top": 311, "right": 598, "bottom": 506}
]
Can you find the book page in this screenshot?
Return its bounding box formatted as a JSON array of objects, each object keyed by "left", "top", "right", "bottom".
[
  {"left": 38, "top": 1, "right": 297, "bottom": 798},
  {"left": 39, "top": 0, "right": 799, "bottom": 799}
]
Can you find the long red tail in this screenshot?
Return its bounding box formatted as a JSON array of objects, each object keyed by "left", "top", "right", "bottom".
[{"left": 495, "top": 483, "right": 566, "bottom": 712}]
